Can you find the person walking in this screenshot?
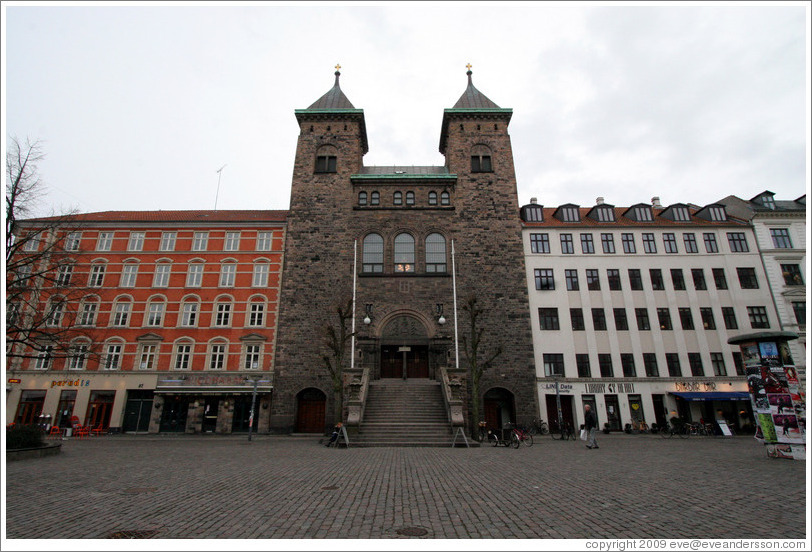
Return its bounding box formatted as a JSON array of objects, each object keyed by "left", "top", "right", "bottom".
[{"left": 584, "top": 404, "right": 599, "bottom": 449}]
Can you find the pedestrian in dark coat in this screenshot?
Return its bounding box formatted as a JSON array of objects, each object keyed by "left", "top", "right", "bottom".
[{"left": 584, "top": 405, "right": 599, "bottom": 449}]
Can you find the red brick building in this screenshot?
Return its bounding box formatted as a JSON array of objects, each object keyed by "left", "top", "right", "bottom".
[{"left": 7, "top": 211, "right": 285, "bottom": 434}]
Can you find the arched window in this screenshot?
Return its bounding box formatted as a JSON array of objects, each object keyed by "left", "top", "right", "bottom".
[
  {"left": 393, "top": 191, "right": 403, "bottom": 205},
  {"left": 428, "top": 191, "right": 438, "bottom": 206},
  {"left": 180, "top": 295, "right": 201, "bottom": 327},
  {"left": 173, "top": 339, "right": 194, "bottom": 370},
  {"left": 370, "top": 191, "right": 380, "bottom": 206},
  {"left": 315, "top": 145, "right": 337, "bottom": 173},
  {"left": 425, "top": 234, "right": 447, "bottom": 273},
  {"left": 362, "top": 234, "right": 384, "bottom": 273},
  {"left": 394, "top": 233, "right": 415, "bottom": 273},
  {"left": 471, "top": 144, "right": 493, "bottom": 172},
  {"left": 358, "top": 191, "right": 368, "bottom": 206},
  {"left": 111, "top": 296, "right": 133, "bottom": 327},
  {"left": 441, "top": 191, "right": 451, "bottom": 205},
  {"left": 207, "top": 339, "right": 228, "bottom": 371},
  {"left": 405, "top": 191, "right": 415, "bottom": 206}
]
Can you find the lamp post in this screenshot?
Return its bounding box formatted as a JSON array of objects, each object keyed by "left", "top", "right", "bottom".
[
  {"left": 553, "top": 374, "right": 564, "bottom": 433},
  {"left": 245, "top": 376, "right": 271, "bottom": 442}
]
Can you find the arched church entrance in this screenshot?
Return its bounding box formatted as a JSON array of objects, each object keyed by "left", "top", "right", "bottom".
[
  {"left": 483, "top": 387, "right": 516, "bottom": 429},
  {"left": 295, "top": 388, "right": 326, "bottom": 433},
  {"left": 379, "top": 315, "right": 430, "bottom": 379}
]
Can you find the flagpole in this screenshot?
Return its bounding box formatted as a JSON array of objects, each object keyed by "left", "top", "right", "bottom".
[
  {"left": 351, "top": 239, "right": 357, "bottom": 370},
  {"left": 452, "top": 239, "right": 459, "bottom": 370}
]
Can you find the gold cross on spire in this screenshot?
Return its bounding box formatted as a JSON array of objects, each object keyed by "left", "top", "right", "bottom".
[
  {"left": 466, "top": 63, "right": 472, "bottom": 71},
  {"left": 335, "top": 63, "right": 341, "bottom": 71}
]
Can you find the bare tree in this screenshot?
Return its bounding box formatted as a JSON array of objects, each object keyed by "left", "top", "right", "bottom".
[
  {"left": 320, "top": 298, "right": 355, "bottom": 425},
  {"left": 461, "top": 295, "right": 503, "bottom": 435},
  {"left": 6, "top": 137, "right": 99, "bottom": 368}
]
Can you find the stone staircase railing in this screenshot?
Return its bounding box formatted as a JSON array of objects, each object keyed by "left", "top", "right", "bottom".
[
  {"left": 438, "top": 364, "right": 465, "bottom": 427},
  {"left": 346, "top": 366, "right": 370, "bottom": 427}
]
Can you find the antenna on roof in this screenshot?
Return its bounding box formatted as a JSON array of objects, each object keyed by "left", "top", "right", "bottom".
[{"left": 214, "top": 164, "right": 227, "bottom": 210}]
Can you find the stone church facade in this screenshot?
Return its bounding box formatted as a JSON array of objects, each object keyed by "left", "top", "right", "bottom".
[{"left": 272, "top": 69, "right": 538, "bottom": 434}]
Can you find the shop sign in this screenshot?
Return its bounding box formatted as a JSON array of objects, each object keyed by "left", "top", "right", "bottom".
[
  {"left": 584, "top": 383, "right": 635, "bottom": 394},
  {"left": 540, "top": 383, "right": 573, "bottom": 392},
  {"left": 8, "top": 378, "right": 21, "bottom": 384},
  {"left": 51, "top": 379, "right": 91, "bottom": 388},
  {"left": 675, "top": 381, "right": 717, "bottom": 392},
  {"left": 158, "top": 375, "right": 251, "bottom": 388}
]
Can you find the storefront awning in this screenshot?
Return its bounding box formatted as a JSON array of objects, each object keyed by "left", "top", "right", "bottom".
[{"left": 670, "top": 391, "right": 750, "bottom": 401}]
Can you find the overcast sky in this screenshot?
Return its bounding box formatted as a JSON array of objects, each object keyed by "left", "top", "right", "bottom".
[{"left": 3, "top": 2, "right": 809, "bottom": 218}]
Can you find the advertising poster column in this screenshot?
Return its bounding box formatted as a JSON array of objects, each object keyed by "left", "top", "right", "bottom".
[{"left": 729, "top": 331, "right": 805, "bottom": 460}]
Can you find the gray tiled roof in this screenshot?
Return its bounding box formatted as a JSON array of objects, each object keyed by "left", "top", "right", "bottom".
[
  {"left": 306, "top": 72, "right": 356, "bottom": 110},
  {"left": 452, "top": 71, "right": 500, "bottom": 109}
]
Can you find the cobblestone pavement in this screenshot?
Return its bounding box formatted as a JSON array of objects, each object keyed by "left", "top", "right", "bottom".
[{"left": 4, "top": 432, "right": 807, "bottom": 541}]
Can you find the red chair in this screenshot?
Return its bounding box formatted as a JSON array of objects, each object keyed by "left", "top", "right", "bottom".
[
  {"left": 47, "top": 426, "right": 63, "bottom": 439},
  {"left": 91, "top": 425, "right": 107, "bottom": 437},
  {"left": 74, "top": 426, "right": 90, "bottom": 440}
]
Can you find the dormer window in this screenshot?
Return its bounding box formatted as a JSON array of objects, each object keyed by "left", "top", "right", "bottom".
[
  {"left": 596, "top": 207, "right": 615, "bottom": 222},
  {"left": 557, "top": 206, "right": 580, "bottom": 222},
  {"left": 708, "top": 206, "right": 726, "bottom": 221},
  {"left": 522, "top": 205, "right": 543, "bottom": 223},
  {"left": 672, "top": 207, "right": 690, "bottom": 221},
  {"left": 633, "top": 206, "right": 653, "bottom": 221},
  {"left": 760, "top": 194, "right": 776, "bottom": 210},
  {"left": 471, "top": 144, "right": 493, "bottom": 173}
]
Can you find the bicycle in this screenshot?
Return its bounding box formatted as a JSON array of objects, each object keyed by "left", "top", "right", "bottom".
[
  {"left": 550, "top": 422, "right": 576, "bottom": 441},
  {"left": 527, "top": 418, "right": 549, "bottom": 435},
  {"left": 512, "top": 424, "right": 534, "bottom": 447}
]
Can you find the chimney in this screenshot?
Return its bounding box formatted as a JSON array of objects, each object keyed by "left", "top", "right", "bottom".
[
  {"left": 530, "top": 197, "right": 538, "bottom": 204},
  {"left": 651, "top": 197, "right": 662, "bottom": 208},
  {"left": 596, "top": 197, "right": 604, "bottom": 205}
]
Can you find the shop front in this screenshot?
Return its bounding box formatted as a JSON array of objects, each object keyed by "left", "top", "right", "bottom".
[
  {"left": 152, "top": 374, "right": 272, "bottom": 434},
  {"left": 6, "top": 373, "right": 158, "bottom": 433}
]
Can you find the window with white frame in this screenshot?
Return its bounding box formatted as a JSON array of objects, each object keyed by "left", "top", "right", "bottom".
[
  {"left": 120, "top": 264, "right": 138, "bottom": 287},
  {"left": 220, "top": 263, "right": 236, "bottom": 287},
  {"left": 56, "top": 264, "right": 73, "bottom": 287},
  {"left": 663, "top": 233, "right": 678, "bottom": 254},
  {"left": 46, "top": 300, "right": 65, "bottom": 327},
  {"left": 153, "top": 263, "right": 171, "bottom": 287},
  {"left": 174, "top": 343, "right": 192, "bottom": 370},
  {"left": 180, "top": 301, "right": 199, "bottom": 327},
  {"left": 708, "top": 206, "right": 726, "bottom": 221},
  {"left": 186, "top": 263, "right": 204, "bottom": 287},
  {"left": 192, "top": 232, "right": 208, "bottom": 251},
  {"left": 252, "top": 263, "right": 269, "bottom": 287},
  {"left": 160, "top": 232, "right": 177, "bottom": 251},
  {"left": 770, "top": 228, "right": 793, "bottom": 249},
  {"left": 68, "top": 343, "right": 89, "bottom": 370},
  {"left": 78, "top": 300, "right": 98, "bottom": 326},
  {"left": 633, "top": 206, "right": 653, "bottom": 221},
  {"left": 146, "top": 301, "right": 165, "bottom": 326},
  {"left": 97, "top": 232, "right": 113, "bottom": 251},
  {"left": 89, "top": 264, "right": 106, "bottom": 287},
  {"left": 112, "top": 301, "right": 131, "bottom": 327},
  {"left": 64, "top": 232, "right": 82, "bottom": 251},
  {"left": 440, "top": 191, "right": 450, "bottom": 205},
  {"left": 642, "top": 233, "right": 657, "bottom": 253},
  {"left": 727, "top": 232, "right": 749, "bottom": 252},
  {"left": 128, "top": 232, "right": 145, "bottom": 251},
  {"left": 214, "top": 302, "right": 232, "bottom": 326},
  {"left": 244, "top": 344, "right": 262, "bottom": 370},
  {"left": 256, "top": 231, "right": 272, "bottom": 251},
  {"left": 22, "top": 234, "right": 40, "bottom": 252},
  {"left": 248, "top": 303, "right": 265, "bottom": 327},
  {"left": 138, "top": 344, "right": 158, "bottom": 370},
  {"left": 209, "top": 343, "right": 227, "bottom": 370},
  {"left": 621, "top": 233, "right": 636, "bottom": 254},
  {"left": 672, "top": 207, "right": 690, "bottom": 221},
  {"left": 104, "top": 343, "right": 123, "bottom": 370},
  {"left": 560, "top": 207, "right": 579, "bottom": 222},
  {"left": 34, "top": 345, "right": 54, "bottom": 370},
  {"left": 224, "top": 232, "right": 240, "bottom": 251}
]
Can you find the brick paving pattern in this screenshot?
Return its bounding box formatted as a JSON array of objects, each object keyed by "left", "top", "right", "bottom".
[{"left": 5, "top": 433, "right": 806, "bottom": 539}]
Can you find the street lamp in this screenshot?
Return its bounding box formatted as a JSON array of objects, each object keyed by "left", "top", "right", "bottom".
[
  {"left": 553, "top": 373, "right": 564, "bottom": 433},
  {"left": 245, "top": 375, "right": 271, "bottom": 442}
]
